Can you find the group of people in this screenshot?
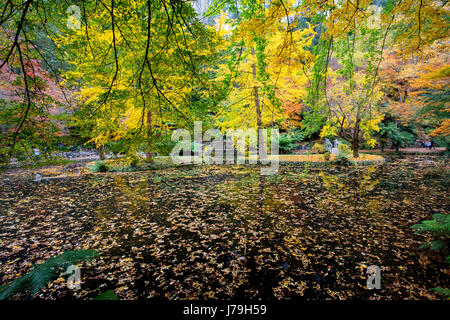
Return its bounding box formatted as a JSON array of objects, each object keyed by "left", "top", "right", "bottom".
[{"left": 421, "top": 139, "right": 436, "bottom": 150}]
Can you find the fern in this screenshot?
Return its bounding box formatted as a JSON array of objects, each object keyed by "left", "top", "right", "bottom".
[
  {"left": 93, "top": 290, "right": 119, "bottom": 300},
  {"left": 411, "top": 214, "right": 450, "bottom": 250},
  {"left": 0, "top": 250, "right": 98, "bottom": 300},
  {"left": 432, "top": 287, "right": 450, "bottom": 299},
  {"left": 379, "top": 122, "right": 415, "bottom": 148},
  {"left": 279, "top": 130, "right": 304, "bottom": 153},
  {"left": 411, "top": 214, "right": 450, "bottom": 298}
]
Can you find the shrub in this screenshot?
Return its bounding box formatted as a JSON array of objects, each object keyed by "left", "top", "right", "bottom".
[
  {"left": 323, "top": 151, "right": 331, "bottom": 161},
  {"left": 279, "top": 130, "right": 304, "bottom": 153},
  {"left": 379, "top": 122, "right": 415, "bottom": 150},
  {"left": 153, "top": 131, "right": 177, "bottom": 156},
  {"left": 333, "top": 152, "right": 356, "bottom": 166},
  {"left": 435, "top": 136, "right": 450, "bottom": 154},
  {"left": 312, "top": 143, "right": 326, "bottom": 154},
  {"left": 89, "top": 160, "right": 109, "bottom": 172},
  {"left": 105, "top": 140, "right": 126, "bottom": 155},
  {"left": 338, "top": 143, "right": 352, "bottom": 155},
  {"left": 127, "top": 156, "right": 139, "bottom": 168}
]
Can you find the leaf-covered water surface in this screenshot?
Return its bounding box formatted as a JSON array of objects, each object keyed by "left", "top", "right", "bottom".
[{"left": 0, "top": 155, "right": 448, "bottom": 300}]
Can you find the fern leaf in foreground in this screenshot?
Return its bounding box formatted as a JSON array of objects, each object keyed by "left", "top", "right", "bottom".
[
  {"left": 432, "top": 287, "right": 450, "bottom": 299},
  {"left": 0, "top": 250, "right": 98, "bottom": 300}
]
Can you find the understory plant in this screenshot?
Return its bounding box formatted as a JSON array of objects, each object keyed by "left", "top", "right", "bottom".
[
  {"left": 333, "top": 144, "right": 356, "bottom": 166},
  {"left": 312, "top": 143, "right": 326, "bottom": 154},
  {"left": 88, "top": 160, "right": 109, "bottom": 173},
  {"left": 0, "top": 250, "right": 98, "bottom": 300},
  {"left": 279, "top": 130, "right": 304, "bottom": 154},
  {"left": 411, "top": 214, "right": 450, "bottom": 298},
  {"left": 379, "top": 122, "right": 415, "bottom": 152}
]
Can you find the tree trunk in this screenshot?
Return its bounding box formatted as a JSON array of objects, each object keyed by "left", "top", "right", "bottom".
[
  {"left": 351, "top": 122, "right": 360, "bottom": 158},
  {"left": 146, "top": 110, "right": 153, "bottom": 162},
  {"left": 98, "top": 145, "right": 105, "bottom": 160},
  {"left": 352, "top": 142, "right": 359, "bottom": 158},
  {"left": 251, "top": 47, "right": 266, "bottom": 160},
  {"left": 351, "top": 134, "right": 359, "bottom": 158}
]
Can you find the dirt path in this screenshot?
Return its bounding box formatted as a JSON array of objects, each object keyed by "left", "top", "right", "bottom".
[{"left": 360, "top": 147, "right": 446, "bottom": 154}]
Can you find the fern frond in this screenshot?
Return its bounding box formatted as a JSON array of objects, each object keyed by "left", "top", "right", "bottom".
[{"left": 0, "top": 250, "right": 98, "bottom": 300}]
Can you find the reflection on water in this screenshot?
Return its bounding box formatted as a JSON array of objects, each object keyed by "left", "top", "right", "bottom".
[{"left": 0, "top": 155, "right": 448, "bottom": 299}]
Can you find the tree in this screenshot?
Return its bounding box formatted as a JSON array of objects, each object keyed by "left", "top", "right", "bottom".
[
  {"left": 302, "top": 0, "right": 449, "bottom": 156},
  {"left": 379, "top": 40, "right": 449, "bottom": 145},
  {"left": 0, "top": 43, "right": 67, "bottom": 162},
  {"left": 53, "top": 0, "right": 219, "bottom": 162},
  {"left": 0, "top": 0, "right": 220, "bottom": 161},
  {"left": 305, "top": 4, "right": 386, "bottom": 157},
  {"left": 208, "top": 0, "right": 314, "bottom": 155}
]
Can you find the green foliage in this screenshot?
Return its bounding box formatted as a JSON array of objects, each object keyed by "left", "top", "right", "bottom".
[
  {"left": 0, "top": 82, "right": 63, "bottom": 164},
  {"left": 153, "top": 131, "right": 177, "bottom": 156},
  {"left": 411, "top": 214, "right": 450, "bottom": 251},
  {"left": 432, "top": 287, "right": 450, "bottom": 299},
  {"left": 105, "top": 140, "right": 127, "bottom": 156},
  {"left": 333, "top": 152, "right": 356, "bottom": 166},
  {"left": 312, "top": 143, "right": 326, "bottom": 154},
  {"left": 0, "top": 250, "right": 98, "bottom": 300},
  {"left": 337, "top": 143, "right": 352, "bottom": 155},
  {"left": 92, "top": 290, "right": 119, "bottom": 300},
  {"left": 323, "top": 151, "right": 331, "bottom": 161},
  {"left": 379, "top": 122, "right": 415, "bottom": 149},
  {"left": 335, "top": 140, "right": 355, "bottom": 165},
  {"left": 88, "top": 160, "right": 109, "bottom": 173},
  {"left": 279, "top": 130, "right": 304, "bottom": 153},
  {"left": 434, "top": 135, "right": 450, "bottom": 150},
  {"left": 415, "top": 89, "right": 450, "bottom": 135},
  {"left": 411, "top": 213, "right": 450, "bottom": 297},
  {"left": 411, "top": 213, "right": 450, "bottom": 238}
]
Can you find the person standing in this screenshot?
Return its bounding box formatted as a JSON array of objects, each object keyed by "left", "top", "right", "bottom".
[{"left": 33, "top": 147, "right": 41, "bottom": 161}]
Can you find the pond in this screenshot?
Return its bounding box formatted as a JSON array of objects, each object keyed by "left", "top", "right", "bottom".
[{"left": 0, "top": 154, "right": 448, "bottom": 299}]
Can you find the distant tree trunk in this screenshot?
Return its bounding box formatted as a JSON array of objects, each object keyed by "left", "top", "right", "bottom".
[
  {"left": 380, "top": 137, "right": 386, "bottom": 152},
  {"left": 251, "top": 47, "right": 266, "bottom": 160},
  {"left": 146, "top": 110, "right": 153, "bottom": 162},
  {"left": 351, "top": 139, "right": 359, "bottom": 158},
  {"left": 351, "top": 118, "right": 360, "bottom": 158},
  {"left": 98, "top": 145, "right": 105, "bottom": 160}
]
